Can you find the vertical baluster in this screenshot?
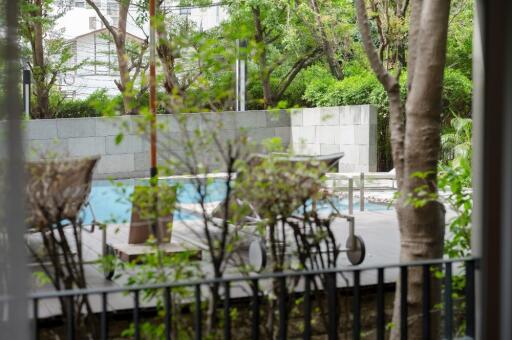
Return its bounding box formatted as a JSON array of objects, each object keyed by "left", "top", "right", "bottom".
[
  {"left": 353, "top": 271, "right": 361, "bottom": 340},
  {"left": 444, "top": 262, "right": 453, "bottom": 340},
  {"left": 133, "top": 291, "right": 140, "bottom": 340},
  {"left": 400, "top": 267, "right": 408, "bottom": 340},
  {"left": 67, "top": 296, "right": 75, "bottom": 340},
  {"left": 327, "top": 273, "right": 338, "bottom": 340},
  {"left": 422, "top": 265, "right": 431, "bottom": 340},
  {"left": 303, "top": 275, "right": 312, "bottom": 340},
  {"left": 101, "top": 293, "right": 108, "bottom": 340},
  {"left": 278, "top": 277, "right": 288, "bottom": 340},
  {"left": 224, "top": 282, "right": 231, "bottom": 340},
  {"left": 164, "top": 287, "right": 171, "bottom": 340},
  {"left": 377, "top": 268, "right": 385, "bottom": 340},
  {"left": 251, "top": 279, "right": 260, "bottom": 340},
  {"left": 195, "top": 285, "right": 202, "bottom": 340},
  {"left": 33, "top": 298, "right": 39, "bottom": 340},
  {"left": 465, "top": 260, "right": 475, "bottom": 338}
]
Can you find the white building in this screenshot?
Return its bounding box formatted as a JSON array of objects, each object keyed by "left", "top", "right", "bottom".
[
  {"left": 162, "top": 1, "right": 228, "bottom": 31},
  {"left": 55, "top": 0, "right": 228, "bottom": 99}
]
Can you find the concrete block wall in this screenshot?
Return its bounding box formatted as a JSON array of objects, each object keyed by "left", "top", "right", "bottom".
[
  {"left": 21, "top": 105, "right": 376, "bottom": 178},
  {"left": 291, "top": 105, "right": 377, "bottom": 172}
]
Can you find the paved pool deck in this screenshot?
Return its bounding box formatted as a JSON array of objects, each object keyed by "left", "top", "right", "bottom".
[{"left": 30, "top": 207, "right": 404, "bottom": 318}]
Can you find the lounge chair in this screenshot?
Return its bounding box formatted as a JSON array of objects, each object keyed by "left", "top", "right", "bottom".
[
  {"left": 26, "top": 156, "right": 100, "bottom": 230},
  {"left": 25, "top": 156, "right": 101, "bottom": 285},
  {"left": 181, "top": 152, "right": 366, "bottom": 271}
]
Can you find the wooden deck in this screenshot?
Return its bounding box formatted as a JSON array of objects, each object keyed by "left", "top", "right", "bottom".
[{"left": 30, "top": 209, "right": 401, "bottom": 319}]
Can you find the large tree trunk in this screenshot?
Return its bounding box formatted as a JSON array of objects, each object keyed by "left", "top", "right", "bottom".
[
  {"left": 390, "top": 1, "right": 451, "bottom": 338},
  {"left": 31, "top": 0, "right": 51, "bottom": 119},
  {"left": 355, "top": 0, "right": 451, "bottom": 338}
]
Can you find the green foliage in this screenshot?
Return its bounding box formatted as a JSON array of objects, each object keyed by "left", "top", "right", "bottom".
[
  {"left": 442, "top": 69, "right": 472, "bottom": 121},
  {"left": 441, "top": 117, "right": 473, "bottom": 165},
  {"left": 446, "top": 0, "right": 473, "bottom": 78},
  {"left": 439, "top": 159, "right": 472, "bottom": 258},
  {"left": 440, "top": 116, "right": 472, "bottom": 258},
  {"left": 302, "top": 64, "right": 400, "bottom": 170},
  {"left": 50, "top": 90, "right": 119, "bottom": 118},
  {"left": 302, "top": 63, "right": 472, "bottom": 170}
]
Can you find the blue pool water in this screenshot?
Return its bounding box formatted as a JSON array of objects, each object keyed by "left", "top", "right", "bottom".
[{"left": 81, "top": 178, "right": 390, "bottom": 225}]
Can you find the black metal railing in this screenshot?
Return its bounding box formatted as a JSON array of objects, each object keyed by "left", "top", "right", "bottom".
[{"left": 30, "top": 257, "right": 478, "bottom": 340}]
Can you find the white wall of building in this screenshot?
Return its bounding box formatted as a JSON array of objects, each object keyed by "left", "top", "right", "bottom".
[
  {"left": 54, "top": 1, "right": 228, "bottom": 99},
  {"left": 55, "top": 2, "right": 147, "bottom": 99}
]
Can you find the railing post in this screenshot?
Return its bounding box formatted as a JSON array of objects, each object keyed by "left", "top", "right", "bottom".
[
  {"left": 353, "top": 271, "right": 361, "bottom": 340},
  {"left": 360, "top": 172, "right": 365, "bottom": 211},
  {"left": 444, "top": 262, "right": 453, "bottom": 340},
  {"left": 33, "top": 298, "right": 39, "bottom": 340},
  {"left": 376, "top": 268, "right": 385, "bottom": 340},
  {"left": 133, "top": 291, "right": 140, "bottom": 340},
  {"left": 67, "top": 296, "right": 75, "bottom": 340},
  {"left": 278, "top": 277, "right": 288, "bottom": 340},
  {"left": 304, "top": 275, "right": 312, "bottom": 340},
  {"left": 224, "top": 282, "right": 231, "bottom": 340},
  {"left": 348, "top": 177, "right": 354, "bottom": 214},
  {"left": 164, "top": 287, "right": 172, "bottom": 340},
  {"left": 101, "top": 292, "right": 108, "bottom": 340},
  {"left": 327, "top": 273, "right": 338, "bottom": 340},
  {"left": 400, "top": 267, "right": 408, "bottom": 340},
  {"left": 422, "top": 265, "right": 431, "bottom": 340},
  {"left": 465, "top": 260, "right": 476, "bottom": 338},
  {"left": 195, "top": 285, "right": 202, "bottom": 340},
  {"left": 251, "top": 279, "right": 260, "bottom": 340}
]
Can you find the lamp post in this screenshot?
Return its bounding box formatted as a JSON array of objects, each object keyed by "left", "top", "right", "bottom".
[
  {"left": 235, "top": 39, "right": 247, "bottom": 111},
  {"left": 23, "top": 62, "right": 31, "bottom": 118}
]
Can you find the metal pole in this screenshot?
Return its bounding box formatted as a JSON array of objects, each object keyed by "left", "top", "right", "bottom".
[
  {"left": 360, "top": 172, "right": 365, "bottom": 212},
  {"left": 235, "top": 40, "right": 239, "bottom": 111},
  {"left": 235, "top": 39, "right": 247, "bottom": 111},
  {"left": 23, "top": 64, "right": 31, "bottom": 118},
  {"left": 348, "top": 177, "right": 354, "bottom": 215},
  {"left": 239, "top": 39, "right": 247, "bottom": 111},
  {"left": 149, "top": 0, "right": 157, "bottom": 179},
  {"left": 149, "top": 0, "right": 160, "bottom": 241}
]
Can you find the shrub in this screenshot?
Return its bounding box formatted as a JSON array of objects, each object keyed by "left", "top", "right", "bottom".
[
  {"left": 302, "top": 64, "right": 472, "bottom": 170},
  {"left": 51, "top": 89, "right": 118, "bottom": 118}
]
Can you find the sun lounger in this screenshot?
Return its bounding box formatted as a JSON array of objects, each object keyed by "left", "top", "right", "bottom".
[{"left": 181, "top": 152, "right": 366, "bottom": 271}]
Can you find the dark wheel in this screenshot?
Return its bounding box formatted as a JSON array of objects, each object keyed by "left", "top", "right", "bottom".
[
  {"left": 248, "top": 240, "right": 267, "bottom": 273},
  {"left": 103, "top": 244, "right": 115, "bottom": 281},
  {"left": 346, "top": 235, "right": 366, "bottom": 265}
]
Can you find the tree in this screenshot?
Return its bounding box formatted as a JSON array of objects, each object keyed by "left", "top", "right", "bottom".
[
  {"left": 154, "top": 4, "right": 228, "bottom": 113},
  {"left": 85, "top": 0, "right": 149, "bottom": 114},
  {"left": 19, "top": 0, "right": 80, "bottom": 119},
  {"left": 294, "top": 0, "right": 354, "bottom": 80},
  {"left": 224, "top": 0, "right": 322, "bottom": 108},
  {"left": 355, "top": 0, "right": 451, "bottom": 338}
]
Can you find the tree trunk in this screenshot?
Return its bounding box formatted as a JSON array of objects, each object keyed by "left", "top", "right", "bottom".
[
  {"left": 86, "top": 0, "right": 134, "bottom": 114},
  {"left": 309, "top": 0, "right": 344, "bottom": 80},
  {"left": 390, "top": 0, "right": 451, "bottom": 338},
  {"left": 115, "top": 1, "right": 134, "bottom": 114},
  {"left": 31, "top": 0, "right": 51, "bottom": 119},
  {"left": 252, "top": 7, "right": 274, "bottom": 109},
  {"left": 355, "top": 0, "right": 451, "bottom": 338}
]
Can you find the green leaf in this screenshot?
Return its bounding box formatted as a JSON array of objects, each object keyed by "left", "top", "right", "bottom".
[{"left": 115, "top": 133, "right": 124, "bottom": 145}]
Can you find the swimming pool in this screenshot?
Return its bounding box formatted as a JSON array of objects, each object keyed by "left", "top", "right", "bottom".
[{"left": 81, "top": 178, "right": 390, "bottom": 225}]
